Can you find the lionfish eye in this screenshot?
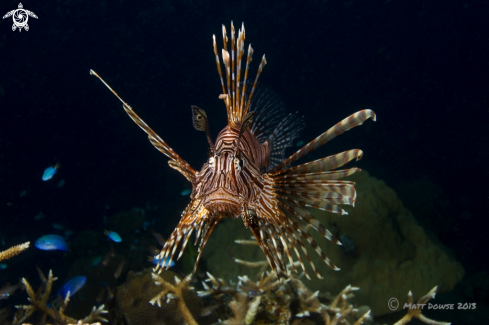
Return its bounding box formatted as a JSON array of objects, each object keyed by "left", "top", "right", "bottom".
[
  {"left": 234, "top": 157, "right": 244, "bottom": 171},
  {"left": 208, "top": 156, "right": 215, "bottom": 170}
]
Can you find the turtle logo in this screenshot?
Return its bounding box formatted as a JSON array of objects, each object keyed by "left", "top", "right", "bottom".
[{"left": 3, "top": 3, "right": 38, "bottom": 32}]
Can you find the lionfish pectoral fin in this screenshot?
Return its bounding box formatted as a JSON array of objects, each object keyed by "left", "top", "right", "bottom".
[
  {"left": 168, "top": 160, "right": 196, "bottom": 184},
  {"left": 90, "top": 69, "right": 197, "bottom": 179},
  {"left": 192, "top": 214, "right": 222, "bottom": 274},
  {"left": 271, "top": 109, "right": 376, "bottom": 172},
  {"left": 154, "top": 201, "right": 220, "bottom": 275}
]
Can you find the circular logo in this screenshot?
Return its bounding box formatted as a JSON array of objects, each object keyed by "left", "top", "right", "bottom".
[
  {"left": 13, "top": 9, "right": 28, "bottom": 28},
  {"left": 388, "top": 297, "right": 399, "bottom": 311}
]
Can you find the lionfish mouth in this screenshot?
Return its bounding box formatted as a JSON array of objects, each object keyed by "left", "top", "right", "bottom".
[{"left": 203, "top": 188, "right": 241, "bottom": 217}]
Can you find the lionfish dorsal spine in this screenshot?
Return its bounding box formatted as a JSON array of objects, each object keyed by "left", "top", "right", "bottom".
[{"left": 213, "top": 21, "right": 267, "bottom": 127}]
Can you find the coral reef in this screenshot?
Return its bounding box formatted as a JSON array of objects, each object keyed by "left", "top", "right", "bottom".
[
  {"left": 114, "top": 268, "right": 203, "bottom": 325},
  {"left": 197, "top": 269, "right": 448, "bottom": 325},
  {"left": 0, "top": 241, "right": 29, "bottom": 262},
  {"left": 13, "top": 269, "right": 108, "bottom": 325},
  {"left": 149, "top": 273, "right": 198, "bottom": 325},
  {"left": 393, "top": 287, "right": 450, "bottom": 325},
  {"left": 203, "top": 171, "right": 464, "bottom": 316}
]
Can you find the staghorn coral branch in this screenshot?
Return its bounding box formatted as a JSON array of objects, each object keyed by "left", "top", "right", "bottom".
[
  {"left": 0, "top": 242, "right": 29, "bottom": 262},
  {"left": 197, "top": 272, "right": 237, "bottom": 299},
  {"left": 14, "top": 270, "right": 108, "bottom": 325},
  {"left": 82, "top": 304, "right": 109, "bottom": 323},
  {"left": 394, "top": 286, "right": 451, "bottom": 325},
  {"left": 150, "top": 273, "right": 198, "bottom": 325}
]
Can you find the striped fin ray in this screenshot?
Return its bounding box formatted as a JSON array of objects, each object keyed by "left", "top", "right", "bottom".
[
  {"left": 213, "top": 22, "right": 268, "bottom": 126},
  {"left": 275, "top": 189, "right": 354, "bottom": 207},
  {"left": 253, "top": 217, "right": 288, "bottom": 279},
  {"left": 274, "top": 181, "right": 357, "bottom": 201},
  {"left": 239, "top": 44, "right": 254, "bottom": 116},
  {"left": 277, "top": 192, "right": 348, "bottom": 215},
  {"left": 249, "top": 179, "right": 296, "bottom": 278},
  {"left": 89, "top": 70, "right": 197, "bottom": 181},
  {"left": 266, "top": 207, "right": 323, "bottom": 279},
  {"left": 273, "top": 168, "right": 360, "bottom": 182},
  {"left": 272, "top": 109, "right": 376, "bottom": 172},
  {"left": 276, "top": 199, "right": 341, "bottom": 275},
  {"left": 256, "top": 196, "right": 329, "bottom": 280},
  {"left": 278, "top": 201, "right": 340, "bottom": 246},
  {"left": 272, "top": 149, "right": 363, "bottom": 176},
  {"left": 154, "top": 200, "right": 204, "bottom": 272},
  {"left": 193, "top": 214, "right": 222, "bottom": 273},
  {"left": 252, "top": 179, "right": 324, "bottom": 279}
]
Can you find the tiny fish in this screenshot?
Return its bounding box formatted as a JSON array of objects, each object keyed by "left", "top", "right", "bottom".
[
  {"left": 180, "top": 189, "right": 191, "bottom": 196},
  {"left": 102, "top": 251, "right": 111, "bottom": 266},
  {"left": 152, "top": 231, "right": 166, "bottom": 247},
  {"left": 19, "top": 190, "right": 27, "bottom": 197},
  {"left": 104, "top": 230, "right": 121, "bottom": 243},
  {"left": 296, "top": 140, "right": 305, "bottom": 147},
  {"left": 0, "top": 264, "right": 6, "bottom": 270},
  {"left": 106, "top": 286, "right": 114, "bottom": 300},
  {"left": 35, "top": 235, "right": 68, "bottom": 251},
  {"left": 53, "top": 223, "right": 64, "bottom": 230},
  {"left": 42, "top": 163, "right": 60, "bottom": 181},
  {"left": 148, "top": 256, "right": 175, "bottom": 267},
  {"left": 34, "top": 212, "right": 45, "bottom": 221},
  {"left": 114, "top": 258, "right": 125, "bottom": 279},
  {"left": 57, "top": 276, "right": 87, "bottom": 299},
  {"left": 0, "top": 281, "right": 22, "bottom": 299},
  {"left": 95, "top": 287, "right": 105, "bottom": 304}
]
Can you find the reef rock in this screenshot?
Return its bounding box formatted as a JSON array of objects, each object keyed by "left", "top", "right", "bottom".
[
  {"left": 115, "top": 268, "right": 203, "bottom": 325},
  {"left": 203, "top": 171, "right": 464, "bottom": 316}
]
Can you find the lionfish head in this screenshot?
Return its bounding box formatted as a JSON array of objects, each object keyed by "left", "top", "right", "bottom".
[
  {"left": 201, "top": 150, "right": 242, "bottom": 218},
  {"left": 195, "top": 121, "right": 264, "bottom": 219}
]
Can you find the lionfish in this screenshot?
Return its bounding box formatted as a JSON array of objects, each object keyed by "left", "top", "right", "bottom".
[{"left": 90, "top": 22, "right": 376, "bottom": 279}]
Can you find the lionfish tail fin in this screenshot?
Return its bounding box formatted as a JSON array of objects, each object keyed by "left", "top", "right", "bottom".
[
  {"left": 213, "top": 22, "right": 267, "bottom": 127},
  {"left": 272, "top": 109, "right": 376, "bottom": 172}
]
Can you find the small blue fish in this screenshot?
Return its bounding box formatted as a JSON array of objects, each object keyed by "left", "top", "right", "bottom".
[
  {"left": 35, "top": 235, "right": 68, "bottom": 251},
  {"left": 0, "top": 263, "right": 7, "bottom": 270},
  {"left": 296, "top": 140, "right": 305, "bottom": 147},
  {"left": 149, "top": 256, "right": 175, "bottom": 267},
  {"left": 34, "top": 212, "right": 45, "bottom": 221},
  {"left": 57, "top": 276, "right": 87, "bottom": 299},
  {"left": 180, "top": 189, "right": 191, "bottom": 196},
  {"left": 104, "top": 230, "right": 121, "bottom": 243},
  {"left": 42, "top": 163, "right": 60, "bottom": 181},
  {"left": 64, "top": 229, "right": 73, "bottom": 238}
]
